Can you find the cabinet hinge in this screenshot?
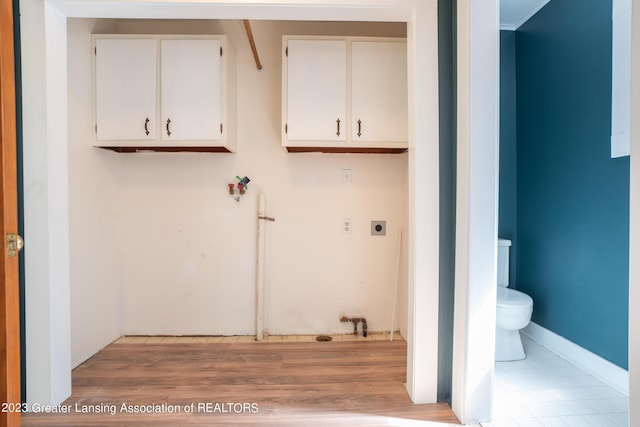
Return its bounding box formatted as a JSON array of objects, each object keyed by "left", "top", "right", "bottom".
[
  {"left": 220, "top": 123, "right": 223, "bottom": 134},
  {"left": 94, "top": 46, "right": 97, "bottom": 55},
  {"left": 95, "top": 124, "right": 97, "bottom": 133},
  {"left": 285, "top": 123, "right": 288, "bottom": 134},
  {"left": 285, "top": 46, "right": 288, "bottom": 57},
  {"left": 6, "top": 233, "right": 24, "bottom": 258},
  {"left": 220, "top": 46, "right": 223, "bottom": 57}
]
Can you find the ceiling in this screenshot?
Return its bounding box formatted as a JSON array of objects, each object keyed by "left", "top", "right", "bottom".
[{"left": 500, "top": 0, "right": 551, "bottom": 30}]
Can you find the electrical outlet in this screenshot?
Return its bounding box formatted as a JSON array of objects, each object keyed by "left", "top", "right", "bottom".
[
  {"left": 341, "top": 169, "right": 352, "bottom": 184},
  {"left": 371, "top": 220, "right": 386, "bottom": 236},
  {"left": 342, "top": 218, "right": 352, "bottom": 235}
]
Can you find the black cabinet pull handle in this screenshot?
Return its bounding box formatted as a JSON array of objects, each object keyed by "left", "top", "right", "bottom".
[
  {"left": 336, "top": 118, "right": 341, "bottom": 136},
  {"left": 144, "top": 117, "right": 150, "bottom": 136},
  {"left": 166, "top": 118, "right": 172, "bottom": 136},
  {"left": 357, "top": 119, "right": 362, "bottom": 137}
]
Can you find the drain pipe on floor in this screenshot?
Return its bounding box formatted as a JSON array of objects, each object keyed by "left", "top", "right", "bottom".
[
  {"left": 340, "top": 315, "right": 368, "bottom": 337},
  {"left": 256, "top": 193, "right": 274, "bottom": 341}
]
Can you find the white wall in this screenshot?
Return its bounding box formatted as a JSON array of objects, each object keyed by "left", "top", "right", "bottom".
[
  {"left": 67, "top": 18, "right": 123, "bottom": 368},
  {"left": 20, "top": 0, "right": 73, "bottom": 405},
  {"left": 69, "top": 19, "right": 408, "bottom": 337},
  {"left": 452, "top": 0, "right": 499, "bottom": 424}
]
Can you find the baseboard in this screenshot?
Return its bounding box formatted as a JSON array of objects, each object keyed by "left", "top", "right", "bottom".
[{"left": 522, "top": 322, "right": 629, "bottom": 396}]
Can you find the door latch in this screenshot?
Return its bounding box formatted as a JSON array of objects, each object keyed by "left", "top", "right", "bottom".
[{"left": 6, "top": 233, "right": 24, "bottom": 257}]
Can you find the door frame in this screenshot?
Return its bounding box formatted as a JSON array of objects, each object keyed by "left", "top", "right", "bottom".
[
  {"left": 628, "top": 2, "right": 639, "bottom": 425},
  {"left": 0, "top": 0, "right": 22, "bottom": 424},
  {"left": 23, "top": 0, "right": 443, "bottom": 410}
]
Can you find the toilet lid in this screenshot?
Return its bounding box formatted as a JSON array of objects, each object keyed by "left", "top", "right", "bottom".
[{"left": 497, "top": 287, "right": 533, "bottom": 309}]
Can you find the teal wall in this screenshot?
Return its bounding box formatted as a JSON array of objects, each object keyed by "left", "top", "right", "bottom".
[
  {"left": 509, "top": 0, "right": 629, "bottom": 369},
  {"left": 499, "top": 31, "right": 517, "bottom": 287},
  {"left": 12, "top": 0, "right": 26, "bottom": 401},
  {"left": 437, "top": 0, "right": 456, "bottom": 403}
]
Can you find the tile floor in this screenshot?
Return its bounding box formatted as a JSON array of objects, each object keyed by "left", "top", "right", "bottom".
[{"left": 483, "top": 335, "right": 629, "bottom": 427}]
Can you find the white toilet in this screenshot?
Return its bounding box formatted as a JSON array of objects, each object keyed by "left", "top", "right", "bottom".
[{"left": 496, "top": 239, "right": 533, "bottom": 361}]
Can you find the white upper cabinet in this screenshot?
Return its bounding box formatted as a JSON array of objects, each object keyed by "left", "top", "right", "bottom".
[
  {"left": 161, "top": 39, "right": 222, "bottom": 142},
  {"left": 95, "top": 38, "right": 157, "bottom": 141},
  {"left": 282, "top": 36, "right": 408, "bottom": 153},
  {"left": 285, "top": 39, "right": 347, "bottom": 142},
  {"left": 93, "top": 35, "right": 236, "bottom": 152},
  {"left": 351, "top": 41, "right": 408, "bottom": 143}
]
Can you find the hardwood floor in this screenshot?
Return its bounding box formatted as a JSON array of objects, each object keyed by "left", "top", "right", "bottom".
[{"left": 22, "top": 338, "right": 460, "bottom": 426}]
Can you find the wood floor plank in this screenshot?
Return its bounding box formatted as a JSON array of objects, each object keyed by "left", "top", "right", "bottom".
[{"left": 22, "top": 340, "right": 460, "bottom": 426}]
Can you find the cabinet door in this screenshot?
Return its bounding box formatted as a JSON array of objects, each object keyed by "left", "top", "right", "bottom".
[
  {"left": 351, "top": 41, "right": 408, "bottom": 143},
  {"left": 95, "top": 38, "right": 157, "bottom": 140},
  {"left": 286, "top": 39, "right": 347, "bottom": 141},
  {"left": 161, "top": 39, "right": 222, "bottom": 141}
]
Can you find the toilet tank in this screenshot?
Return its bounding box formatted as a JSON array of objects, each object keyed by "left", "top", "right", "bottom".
[{"left": 497, "top": 239, "right": 511, "bottom": 288}]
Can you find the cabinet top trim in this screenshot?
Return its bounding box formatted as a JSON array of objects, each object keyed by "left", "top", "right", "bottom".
[
  {"left": 92, "top": 34, "right": 228, "bottom": 41},
  {"left": 283, "top": 35, "right": 406, "bottom": 43}
]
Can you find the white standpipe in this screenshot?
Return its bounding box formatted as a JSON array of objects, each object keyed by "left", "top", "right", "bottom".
[{"left": 256, "top": 193, "right": 267, "bottom": 341}]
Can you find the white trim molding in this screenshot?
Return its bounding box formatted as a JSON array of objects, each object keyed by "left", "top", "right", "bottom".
[
  {"left": 629, "top": 0, "right": 640, "bottom": 420},
  {"left": 611, "top": 0, "right": 632, "bottom": 158},
  {"left": 523, "top": 322, "right": 629, "bottom": 396}
]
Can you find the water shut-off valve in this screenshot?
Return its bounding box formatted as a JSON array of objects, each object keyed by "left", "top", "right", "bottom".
[{"left": 228, "top": 176, "right": 251, "bottom": 202}]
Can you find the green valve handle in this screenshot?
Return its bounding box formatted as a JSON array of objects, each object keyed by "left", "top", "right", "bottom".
[{"left": 236, "top": 176, "right": 251, "bottom": 189}]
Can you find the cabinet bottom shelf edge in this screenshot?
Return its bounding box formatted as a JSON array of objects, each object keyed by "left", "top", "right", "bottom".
[
  {"left": 96, "top": 146, "right": 234, "bottom": 153},
  {"left": 285, "top": 146, "right": 407, "bottom": 154}
]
